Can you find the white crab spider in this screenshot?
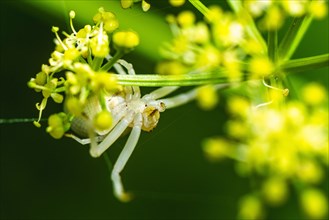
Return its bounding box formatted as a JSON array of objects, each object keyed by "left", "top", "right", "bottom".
[{"left": 68, "top": 58, "right": 225, "bottom": 201}]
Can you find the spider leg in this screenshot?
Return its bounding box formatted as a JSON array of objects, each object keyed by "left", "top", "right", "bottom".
[
  {"left": 65, "top": 133, "right": 105, "bottom": 145},
  {"left": 160, "top": 84, "right": 228, "bottom": 109},
  {"left": 159, "top": 88, "right": 197, "bottom": 109},
  {"left": 111, "top": 113, "right": 142, "bottom": 202},
  {"left": 117, "top": 59, "right": 141, "bottom": 97},
  {"left": 89, "top": 113, "right": 134, "bottom": 157},
  {"left": 143, "top": 86, "right": 179, "bottom": 100}
]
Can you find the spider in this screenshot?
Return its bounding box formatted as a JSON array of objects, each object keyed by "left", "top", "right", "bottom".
[{"left": 66, "top": 58, "right": 206, "bottom": 201}]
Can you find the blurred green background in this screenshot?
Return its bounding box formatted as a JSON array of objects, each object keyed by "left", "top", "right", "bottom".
[{"left": 0, "top": 1, "right": 328, "bottom": 219}]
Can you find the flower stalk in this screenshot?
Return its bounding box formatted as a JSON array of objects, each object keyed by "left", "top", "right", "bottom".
[
  {"left": 281, "top": 53, "right": 329, "bottom": 73},
  {"left": 278, "top": 15, "right": 313, "bottom": 61}
]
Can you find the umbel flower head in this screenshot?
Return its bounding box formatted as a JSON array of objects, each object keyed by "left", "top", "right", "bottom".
[
  {"left": 28, "top": 7, "right": 140, "bottom": 137},
  {"left": 202, "top": 83, "right": 328, "bottom": 219},
  {"left": 157, "top": 0, "right": 328, "bottom": 113}
]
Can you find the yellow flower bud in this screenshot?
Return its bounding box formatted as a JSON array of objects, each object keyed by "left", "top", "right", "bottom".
[
  {"left": 177, "top": 11, "right": 195, "bottom": 27},
  {"left": 92, "top": 72, "right": 118, "bottom": 92},
  {"left": 309, "top": 1, "right": 328, "bottom": 19},
  {"left": 196, "top": 85, "right": 219, "bottom": 110},
  {"left": 202, "top": 138, "right": 230, "bottom": 161},
  {"left": 262, "top": 177, "right": 288, "bottom": 206},
  {"left": 104, "top": 18, "right": 119, "bottom": 33},
  {"left": 142, "top": 0, "right": 151, "bottom": 12},
  {"left": 51, "top": 93, "right": 64, "bottom": 103},
  {"left": 46, "top": 114, "right": 65, "bottom": 139},
  {"left": 227, "top": 96, "right": 250, "bottom": 118},
  {"left": 90, "top": 34, "right": 110, "bottom": 57},
  {"left": 121, "top": 0, "right": 133, "bottom": 9},
  {"left": 69, "top": 10, "right": 75, "bottom": 19},
  {"left": 65, "top": 97, "right": 84, "bottom": 116},
  {"left": 263, "top": 6, "right": 284, "bottom": 30},
  {"left": 113, "top": 31, "right": 140, "bottom": 50},
  {"left": 238, "top": 195, "right": 264, "bottom": 220},
  {"left": 169, "top": 0, "right": 185, "bottom": 7},
  {"left": 42, "top": 79, "right": 57, "bottom": 98},
  {"left": 93, "top": 110, "right": 113, "bottom": 131},
  {"left": 64, "top": 48, "right": 80, "bottom": 61},
  {"left": 35, "top": 72, "right": 47, "bottom": 86},
  {"left": 301, "top": 189, "right": 328, "bottom": 219},
  {"left": 302, "top": 83, "right": 327, "bottom": 106},
  {"left": 249, "top": 56, "right": 274, "bottom": 78},
  {"left": 155, "top": 61, "right": 186, "bottom": 75}
]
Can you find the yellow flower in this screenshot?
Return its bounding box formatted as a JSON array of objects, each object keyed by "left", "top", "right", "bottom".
[
  {"left": 169, "top": 0, "right": 185, "bottom": 7},
  {"left": 202, "top": 138, "right": 230, "bottom": 161},
  {"left": 249, "top": 56, "right": 274, "bottom": 78},
  {"left": 309, "top": 1, "right": 328, "bottom": 19},
  {"left": 93, "top": 110, "right": 113, "bottom": 131},
  {"left": 300, "top": 189, "right": 328, "bottom": 219},
  {"left": 301, "top": 83, "right": 327, "bottom": 106},
  {"left": 238, "top": 195, "right": 264, "bottom": 220},
  {"left": 113, "top": 31, "right": 140, "bottom": 51},
  {"left": 262, "top": 177, "right": 288, "bottom": 206}
]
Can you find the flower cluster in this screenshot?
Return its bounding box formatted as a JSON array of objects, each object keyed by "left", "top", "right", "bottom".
[
  {"left": 158, "top": 8, "right": 250, "bottom": 77},
  {"left": 156, "top": 0, "right": 328, "bottom": 112},
  {"left": 28, "top": 7, "right": 139, "bottom": 139},
  {"left": 121, "top": 0, "right": 151, "bottom": 12},
  {"left": 120, "top": 0, "right": 187, "bottom": 11},
  {"left": 243, "top": 0, "right": 328, "bottom": 30},
  {"left": 202, "top": 83, "right": 328, "bottom": 219},
  {"left": 156, "top": 5, "right": 285, "bottom": 110}
]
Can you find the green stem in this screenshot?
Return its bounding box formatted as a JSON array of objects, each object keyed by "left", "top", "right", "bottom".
[
  {"left": 103, "top": 152, "right": 113, "bottom": 173},
  {"left": 268, "top": 30, "right": 278, "bottom": 62},
  {"left": 0, "top": 118, "right": 46, "bottom": 124},
  {"left": 115, "top": 71, "right": 241, "bottom": 87},
  {"left": 100, "top": 50, "right": 124, "bottom": 72},
  {"left": 54, "top": 87, "right": 66, "bottom": 93},
  {"left": 78, "top": 56, "right": 87, "bottom": 64},
  {"left": 99, "top": 91, "right": 107, "bottom": 110},
  {"left": 227, "top": 0, "right": 267, "bottom": 54},
  {"left": 188, "top": 0, "right": 210, "bottom": 19},
  {"left": 92, "top": 56, "right": 104, "bottom": 71},
  {"left": 281, "top": 53, "right": 329, "bottom": 74},
  {"left": 278, "top": 15, "right": 313, "bottom": 62},
  {"left": 87, "top": 49, "right": 93, "bottom": 64}
]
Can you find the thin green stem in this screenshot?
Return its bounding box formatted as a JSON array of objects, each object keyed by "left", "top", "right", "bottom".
[
  {"left": 103, "top": 152, "right": 113, "bottom": 173},
  {"left": 99, "top": 91, "right": 107, "bottom": 110},
  {"left": 54, "top": 87, "right": 66, "bottom": 93},
  {"left": 78, "top": 56, "right": 87, "bottom": 64},
  {"left": 0, "top": 118, "right": 46, "bottom": 124},
  {"left": 188, "top": 0, "right": 210, "bottom": 20},
  {"left": 278, "top": 15, "right": 313, "bottom": 62},
  {"left": 268, "top": 30, "right": 278, "bottom": 62},
  {"left": 281, "top": 53, "right": 329, "bottom": 74},
  {"left": 100, "top": 50, "right": 124, "bottom": 72},
  {"left": 114, "top": 71, "right": 241, "bottom": 87},
  {"left": 227, "top": 0, "right": 267, "bottom": 54},
  {"left": 92, "top": 56, "right": 104, "bottom": 71},
  {"left": 87, "top": 49, "right": 93, "bottom": 64}
]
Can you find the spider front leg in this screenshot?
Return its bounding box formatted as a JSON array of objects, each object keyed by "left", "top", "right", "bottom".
[
  {"left": 89, "top": 113, "right": 134, "bottom": 157},
  {"left": 111, "top": 113, "right": 142, "bottom": 202},
  {"left": 160, "top": 84, "right": 229, "bottom": 109}
]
